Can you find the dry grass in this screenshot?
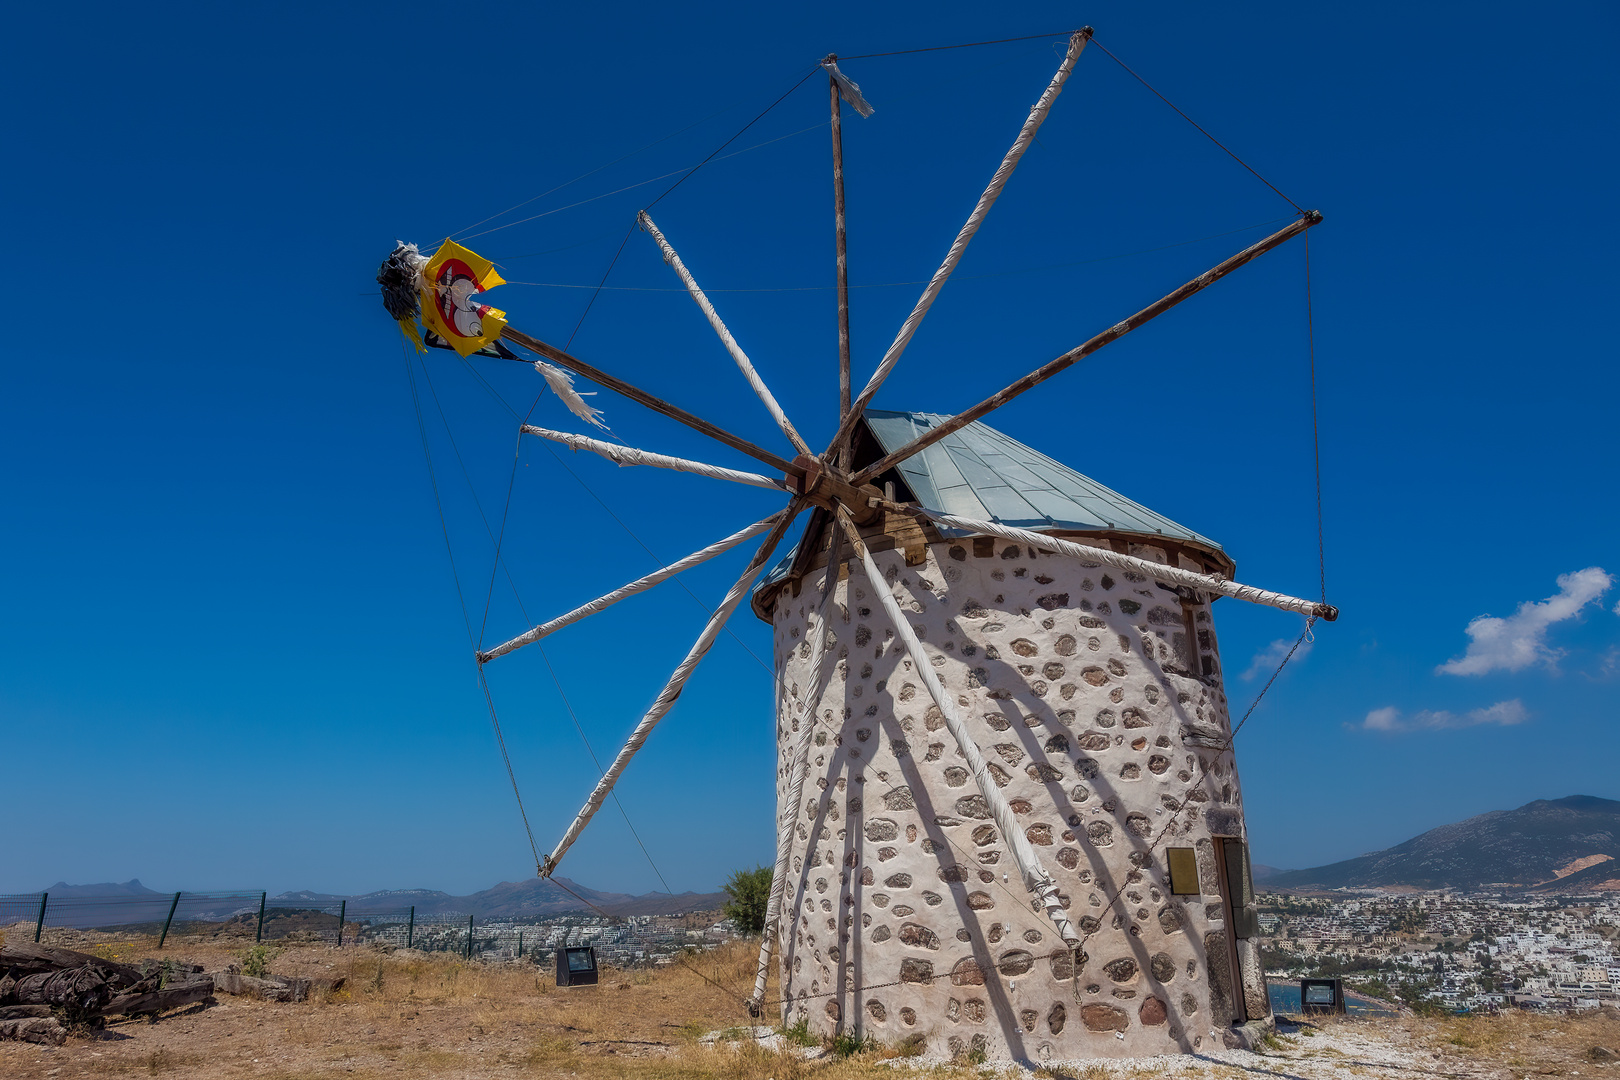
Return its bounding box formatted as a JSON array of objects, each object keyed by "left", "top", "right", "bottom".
[{"left": 2, "top": 927, "right": 1617, "bottom": 1078}]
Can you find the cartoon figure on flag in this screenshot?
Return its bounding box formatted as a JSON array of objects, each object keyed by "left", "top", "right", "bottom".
[{"left": 419, "top": 240, "right": 508, "bottom": 357}]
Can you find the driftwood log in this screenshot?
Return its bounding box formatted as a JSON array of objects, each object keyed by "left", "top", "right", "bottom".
[
  {"left": 0, "top": 941, "right": 219, "bottom": 1034},
  {"left": 0, "top": 1016, "right": 66, "bottom": 1046},
  {"left": 103, "top": 976, "right": 215, "bottom": 1017},
  {"left": 0, "top": 942, "right": 143, "bottom": 987}
]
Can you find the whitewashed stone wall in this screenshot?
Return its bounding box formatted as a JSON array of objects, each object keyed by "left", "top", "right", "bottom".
[{"left": 766, "top": 533, "right": 1263, "bottom": 1061}]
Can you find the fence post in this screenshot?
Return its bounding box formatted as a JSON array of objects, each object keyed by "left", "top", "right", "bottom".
[
  {"left": 34, "top": 893, "right": 48, "bottom": 943},
  {"left": 518, "top": 931, "right": 523, "bottom": 959},
  {"left": 406, "top": 906, "right": 415, "bottom": 950},
  {"left": 465, "top": 914, "right": 474, "bottom": 960},
  {"left": 336, "top": 900, "right": 346, "bottom": 947},
  {"left": 256, "top": 892, "right": 267, "bottom": 943},
  {"left": 158, "top": 892, "right": 182, "bottom": 949}
]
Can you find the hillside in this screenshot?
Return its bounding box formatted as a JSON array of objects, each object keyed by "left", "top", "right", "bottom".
[{"left": 1267, "top": 795, "right": 1620, "bottom": 892}]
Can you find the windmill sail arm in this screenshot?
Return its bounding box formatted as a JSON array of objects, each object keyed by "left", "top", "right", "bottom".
[
  {"left": 638, "top": 212, "right": 813, "bottom": 457},
  {"left": 833, "top": 509, "right": 1081, "bottom": 946},
  {"left": 522, "top": 425, "right": 788, "bottom": 492},
  {"left": 827, "top": 28, "right": 1092, "bottom": 458},
  {"left": 750, "top": 529, "right": 845, "bottom": 1014},
  {"left": 539, "top": 499, "right": 807, "bottom": 879},
  {"left": 892, "top": 504, "right": 1336, "bottom": 621},
  {"left": 500, "top": 326, "right": 803, "bottom": 478},
  {"left": 850, "top": 211, "right": 1323, "bottom": 484},
  {"left": 478, "top": 511, "right": 788, "bottom": 664}
]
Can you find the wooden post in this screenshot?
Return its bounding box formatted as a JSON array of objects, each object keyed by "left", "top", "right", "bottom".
[
  {"left": 466, "top": 915, "right": 475, "bottom": 960},
  {"left": 829, "top": 59, "right": 852, "bottom": 448},
  {"left": 158, "top": 892, "right": 181, "bottom": 949},
  {"left": 518, "top": 931, "right": 524, "bottom": 959},
  {"left": 336, "top": 900, "right": 346, "bottom": 946},
  {"left": 499, "top": 326, "right": 803, "bottom": 478},
  {"left": 255, "top": 892, "right": 266, "bottom": 943},
  {"left": 406, "top": 906, "right": 415, "bottom": 950},
  {"left": 852, "top": 211, "right": 1323, "bottom": 483},
  {"left": 33, "top": 892, "right": 47, "bottom": 943}
]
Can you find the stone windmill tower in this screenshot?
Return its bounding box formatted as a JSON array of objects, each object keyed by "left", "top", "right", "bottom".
[
  {"left": 749, "top": 410, "right": 1285, "bottom": 1060},
  {"left": 388, "top": 26, "right": 1333, "bottom": 1066}
]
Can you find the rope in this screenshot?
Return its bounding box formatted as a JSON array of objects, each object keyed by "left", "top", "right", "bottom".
[
  {"left": 839, "top": 29, "right": 1082, "bottom": 60},
  {"left": 458, "top": 122, "right": 828, "bottom": 242},
  {"left": 452, "top": 109, "right": 733, "bottom": 239},
  {"left": 497, "top": 216, "right": 1294, "bottom": 293},
  {"left": 1087, "top": 36, "right": 1305, "bottom": 215},
  {"left": 1306, "top": 232, "right": 1327, "bottom": 604},
  {"left": 477, "top": 667, "right": 543, "bottom": 869},
  {"left": 402, "top": 345, "right": 475, "bottom": 648},
  {"left": 644, "top": 66, "right": 821, "bottom": 212},
  {"left": 531, "top": 640, "right": 675, "bottom": 897}
]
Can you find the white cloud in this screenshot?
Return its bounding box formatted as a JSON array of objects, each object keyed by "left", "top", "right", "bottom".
[
  {"left": 1437, "top": 567, "right": 1613, "bottom": 676},
  {"left": 1360, "top": 699, "right": 1529, "bottom": 733},
  {"left": 1242, "top": 636, "right": 1313, "bottom": 681}
]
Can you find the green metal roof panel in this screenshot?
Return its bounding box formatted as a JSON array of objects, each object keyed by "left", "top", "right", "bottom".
[
  {"left": 862, "top": 410, "right": 1224, "bottom": 550},
  {"left": 755, "top": 410, "right": 1223, "bottom": 604}
]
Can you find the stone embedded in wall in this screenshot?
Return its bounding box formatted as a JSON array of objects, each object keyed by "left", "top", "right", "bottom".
[
  {"left": 899, "top": 923, "right": 940, "bottom": 950},
  {"left": 1150, "top": 953, "right": 1176, "bottom": 982},
  {"left": 1081, "top": 1003, "right": 1129, "bottom": 1033},
  {"left": 950, "top": 957, "right": 986, "bottom": 985},
  {"left": 1048, "top": 1002, "right": 1067, "bottom": 1034},
  {"left": 1000, "top": 950, "right": 1034, "bottom": 976},
  {"left": 1139, "top": 996, "right": 1167, "bottom": 1026},
  {"left": 899, "top": 959, "right": 933, "bottom": 983}
]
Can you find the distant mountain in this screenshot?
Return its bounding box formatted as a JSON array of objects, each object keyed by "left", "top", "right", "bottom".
[
  {"left": 42, "top": 880, "right": 163, "bottom": 899},
  {"left": 268, "top": 877, "right": 725, "bottom": 918},
  {"left": 1267, "top": 796, "right": 1620, "bottom": 892}
]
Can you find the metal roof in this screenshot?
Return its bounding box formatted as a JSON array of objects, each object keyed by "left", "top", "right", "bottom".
[
  {"left": 863, "top": 410, "right": 1224, "bottom": 550},
  {"left": 755, "top": 410, "right": 1224, "bottom": 607}
]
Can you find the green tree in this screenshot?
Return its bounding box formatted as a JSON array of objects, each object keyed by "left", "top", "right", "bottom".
[{"left": 721, "top": 865, "right": 773, "bottom": 934}]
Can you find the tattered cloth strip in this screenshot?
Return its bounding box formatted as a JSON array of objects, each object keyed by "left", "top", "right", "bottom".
[
  {"left": 822, "top": 57, "right": 874, "bottom": 117},
  {"left": 532, "top": 361, "right": 609, "bottom": 430}
]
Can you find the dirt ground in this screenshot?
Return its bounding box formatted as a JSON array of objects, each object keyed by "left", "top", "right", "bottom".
[{"left": 2, "top": 929, "right": 1617, "bottom": 1079}]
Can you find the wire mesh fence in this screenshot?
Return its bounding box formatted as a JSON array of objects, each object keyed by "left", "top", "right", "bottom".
[{"left": 0, "top": 891, "right": 715, "bottom": 965}]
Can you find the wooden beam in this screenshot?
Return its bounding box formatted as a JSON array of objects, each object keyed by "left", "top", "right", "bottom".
[
  {"left": 850, "top": 211, "right": 1323, "bottom": 484},
  {"left": 499, "top": 326, "right": 804, "bottom": 478},
  {"left": 825, "top": 29, "right": 1091, "bottom": 462},
  {"left": 829, "top": 63, "right": 852, "bottom": 459}
]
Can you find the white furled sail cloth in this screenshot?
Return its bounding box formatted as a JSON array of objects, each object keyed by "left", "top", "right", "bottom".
[
  {"left": 478, "top": 511, "right": 786, "bottom": 664},
  {"left": 637, "top": 212, "right": 812, "bottom": 456},
  {"left": 521, "top": 425, "right": 786, "bottom": 491},
  {"left": 534, "top": 360, "right": 608, "bottom": 430},
  {"left": 821, "top": 57, "right": 874, "bottom": 117},
  {"left": 906, "top": 507, "right": 1336, "bottom": 621},
  {"left": 831, "top": 29, "right": 1090, "bottom": 454},
  {"left": 835, "top": 510, "right": 1081, "bottom": 945},
  {"left": 539, "top": 501, "right": 806, "bottom": 879},
  {"left": 750, "top": 531, "right": 846, "bottom": 1014}
]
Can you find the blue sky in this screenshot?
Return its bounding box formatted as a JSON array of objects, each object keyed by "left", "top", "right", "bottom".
[{"left": 3, "top": 1, "right": 1616, "bottom": 896}]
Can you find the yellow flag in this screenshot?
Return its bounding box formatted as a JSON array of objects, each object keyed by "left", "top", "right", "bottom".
[{"left": 419, "top": 240, "right": 508, "bottom": 357}]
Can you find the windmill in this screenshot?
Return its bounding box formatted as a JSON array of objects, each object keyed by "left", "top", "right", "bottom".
[{"left": 379, "top": 28, "right": 1334, "bottom": 1062}]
